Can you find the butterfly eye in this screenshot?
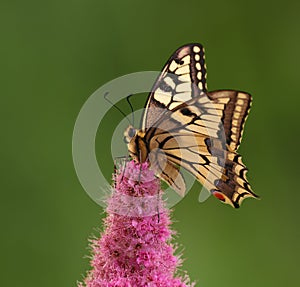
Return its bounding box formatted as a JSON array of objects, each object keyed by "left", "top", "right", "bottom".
[
  {"left": 124, "top": 126, "right": 136, "bottom": 144},
  {"left": 128, "top": 127, "right": 136, "bottom": 138}
]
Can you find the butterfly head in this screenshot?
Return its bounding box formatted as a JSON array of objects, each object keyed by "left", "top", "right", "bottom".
[
  {"left": 124, "top": 126, "right": 148, "bottom": 162},
  {"left": 123, "top": 125, "right": 137, "bottom": 144}
]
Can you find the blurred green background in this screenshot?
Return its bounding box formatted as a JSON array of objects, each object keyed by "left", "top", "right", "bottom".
[{"left": 1, "top": 0, "right": 300, "bottom": 286}]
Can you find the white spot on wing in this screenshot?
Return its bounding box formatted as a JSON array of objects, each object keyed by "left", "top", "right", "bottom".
[{"left": 193, "top": 46, "right": 201, "bottom": 53}]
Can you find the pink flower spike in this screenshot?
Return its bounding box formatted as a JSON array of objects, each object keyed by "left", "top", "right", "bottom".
[{"left": 79, "top": 160, "right": 194, "bottom": 287}]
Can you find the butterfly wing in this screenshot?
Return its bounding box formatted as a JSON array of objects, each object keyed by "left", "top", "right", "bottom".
[
  {"left": 208, "top": 90, "right": 252, "bottom": 151},
  {"left": 142, "top": 43, "right": 207, "bottom": 130},
  {"left": 148, "top": 150, "right": 186, "bottom": 197},
  {"left": 144, "top": 91, "right": 257, "bottom": 208}
]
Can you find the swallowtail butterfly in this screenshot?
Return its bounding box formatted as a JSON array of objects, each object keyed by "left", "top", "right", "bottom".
[{"left": 124, "top": 43, "right": 258, "bottom": 208}]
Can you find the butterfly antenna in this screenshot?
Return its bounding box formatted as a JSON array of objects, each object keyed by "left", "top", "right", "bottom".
[
  {"left": 104, "top": 92, "right": 132, "bottom": 125},
  {"left": 126, "top": 94, "right": 135, "bottom": 126},
  {"left": 113, "top": 158, "right": 117, "bottom": 188},
  {"left": 121, "top": 155, "right": 130, "bottom": 182}
]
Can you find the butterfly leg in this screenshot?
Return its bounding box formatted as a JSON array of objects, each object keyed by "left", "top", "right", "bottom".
[{"left": 113, "top": 155, "right": 129, "bottom": 185}]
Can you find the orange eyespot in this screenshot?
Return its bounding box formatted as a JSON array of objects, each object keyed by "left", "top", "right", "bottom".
[{"left": 212, "top": 191, "right": 225, "bottom": 202}]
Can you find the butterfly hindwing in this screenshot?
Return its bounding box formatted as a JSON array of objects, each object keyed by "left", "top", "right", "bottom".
[
  {"left": 142, "top": 44, "right": 207, "bottom": 130},
  {"left": 144, "top": 92, "right": 257, "bottom": 207},
  {"left": 208, "top": 90, "right": 252, "bottom": 151},
  {"left": 212, "top": 152, "right": 256, "bottom": 208}
]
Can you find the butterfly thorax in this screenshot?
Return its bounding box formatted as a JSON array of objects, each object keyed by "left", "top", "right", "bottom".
[{"left": 124, "top": 126, "right": 148, "bottom": 162}]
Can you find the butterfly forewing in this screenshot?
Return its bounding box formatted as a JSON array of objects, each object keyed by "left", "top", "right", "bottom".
[{"left": 142, "top": 44, "right": 207, "bottom": 130}]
